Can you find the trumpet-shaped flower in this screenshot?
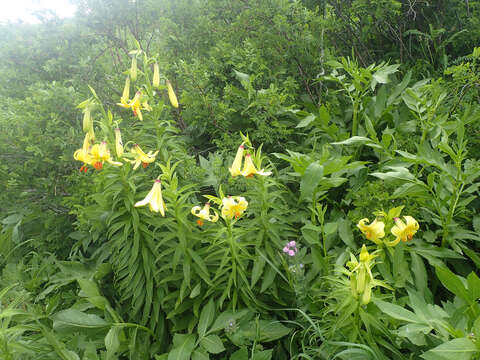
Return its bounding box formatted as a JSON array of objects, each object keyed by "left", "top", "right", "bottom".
[
  {"left": 391, "top": 216, "right": 419, "bottom": 244},
  {"left": 191, "top": 202, "right": 219, "bottom": 226},
  {"left": 117, "top": 91, "right": 151, "bottom": 120},
  {"left": 115, "top": 128, "right": 124, "bottom": 158},
  {"left": 229, "top": 143, "right": 244, "bottom": 177},
  {"left": 241, "top": 153, "right": 272, "bottom": 177},
  {"left": 74, "top": 133, "right": 94, "bottom": 172},
  {"left": 357, "top": 218, "right": 385, "bottom": 245},
  {"left": 134, "top": 179, "right": 166, "bottom": 215},
  {"left": 127, "top": 144, "right": 159, "bottom": 170},
  {"left": 89, "top": 141, "right": 123, "bottom": 170},
  {"left": 221, "top": 196, "right": 248, "bottom": 220},
  {"left": 167, "top": 80, "right": 179, "bottom": 108}
]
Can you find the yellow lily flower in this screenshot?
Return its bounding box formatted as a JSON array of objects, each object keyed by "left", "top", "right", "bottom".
[
  {"left": 167, "top": 80, "right": 179, "bottom": 108},
  {"left": 241, "top": 153, "right": 272, "bottom": 177},
  {"left": 229, "top": 143, "right": 244, "bottom": 177},
  {"left": 221, "top": 196, "right": 248, "bottom": 220},
  {"left": 115, "top": 128, "right": 124, "bottom": 158},
  {"left": 90, "top": 141, "right": 123, "bottom": 170},
  {"left": 391, "top": 216, "right": 419, "bottom": 244},
  {"left": 128, "top": 144, "right": 159, "bottom": 170},
  {"left": 134, "top": 179, "right": 166, "bottom": 215},
  {"left": 357, "top": 218, "right": 385, "bottom": 245},
  {"left": 191, "top": 202, "right": 219, "bottom": 226},
  {"left": 74, "top": 133, "right": 94, "bottom": 172},
  {"left": 153, "top": 62, "right": 160, "bottom": 88},
  {"left": 117, "top": 91, "right": 151, "bottom": 121}
]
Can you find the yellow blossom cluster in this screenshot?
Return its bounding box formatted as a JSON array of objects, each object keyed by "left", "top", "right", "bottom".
[{"left": 357, "top": 215, "right": 419, "bottom": 247}]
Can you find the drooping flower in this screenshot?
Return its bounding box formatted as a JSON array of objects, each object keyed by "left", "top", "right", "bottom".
[
  {"left": 357, "top": 218, "right": 385, "bottom": 245},
  {"left": 152, "top": 62, "right": 160, "bottom": 88},
  {"left": 134, "top": 179, "right": 166, "bottom": 215},
  {"left": 74, "top": 133, "right": 94, "bottom": 172},
  {"left": 127, "top": 144, "right": 159, "bottom": 170},
  {"left": 89, "top": 141, "right": 122, "bottom": 170},
  {"left": 120, "top": 76, "right": 130, "bottom": 105},
  {"left": 221, "top": 196, "right": 248, "bottom": 220},
  {"left": 117, "top": 91, "right": 151, "bottom": 121},
  {"left": 229, "top": 143, "right": 244, "bottom": 177},
  {"left": 166, "top": 80, "right": 179, "bottom": 108},
  {"left": 241, "top": 153, "right": 272, "bottom": 177},
  {"left": 115, "top": 128, "right": 124, "bottom": 158},
  {"left": 191, "top": 202, "right": 219, "bottom": 226},
  {"left": 391, "top": 216, "right": 419, "bottom": 244}
]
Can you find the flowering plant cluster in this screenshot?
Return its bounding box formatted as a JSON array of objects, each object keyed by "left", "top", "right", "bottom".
[{"left": 72, "top": 51, "right": 178, "bottom": 215}]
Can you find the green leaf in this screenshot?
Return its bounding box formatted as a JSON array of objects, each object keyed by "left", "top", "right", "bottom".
[
  {"left": 467, "top": 272, "right": 480, "bottom": 301},
  {"left": 372, "top": 64, "right": 399, "bottom": 84},
  {"left": 209, "top": 309, "right": 249, "bottom": 333},
  {"left": 251, "top": 255, "right": 265, "bottom": 287},
  {"left": 105, "top": 326, "right": 121, "bottom": 360},
  {"left": 300, "top": 161, "right": 324, "bottom": 201},
  {"left": 192, "top": 349, "right": 209, "bottom": 360},
  {"left": 252, "top": 350, "right": 273, "bottom": 360},
  {"left": 258, "top": 320, "right": 290, "bottom": 342},
  {"left": 169, "top": 334, "right": 197, "bottom": 360},
  {"left": 374, "top": 300, "right": 421, "bottom": 323},
  {"left": 230, "top": 348, "right": 248, "bottom": 360},
  {"left": 200, "top": 335, "right": 225, "bottom": 354},
  {"left": 198, "top": 298, "right": 215, "bottom": 337},
  {"left": 420, "top": 338, "right": 477, "bottom": 360},
  {"left": 52, "top": 309, "right": 110, "bottom": 332},
  {"left": 338, "top": 218, "right": 355, "bottom": 248},
  {"left": 296, "top": 114, "right": 316, "bottom": 128},
  {"left": 435, "top": 266, "right": 470, "bottom": 302}
]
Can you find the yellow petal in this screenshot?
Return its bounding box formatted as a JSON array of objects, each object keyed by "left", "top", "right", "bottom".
[{"left": 229, "top": 143, "right": 244, "bottom": 177}]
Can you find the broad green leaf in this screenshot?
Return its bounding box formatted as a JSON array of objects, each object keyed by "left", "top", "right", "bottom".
[
  {"left": 192, "top": 349, "right": 209, "bottom": 360},
  {"left": 105, "top": 326, "right": 121, "bottom": 360},
  {"left": 467, "top": 272, "right": 480, "bottom": 301},
  {"left": 169, "top": 334, "right": 197, "bottom": 360},
  {"left": 296, "top": 114, "right": 316, "bottom": 128},
  {"left": 230, "top": 348, "right": 248, "bottom": 360},
  {"left": 374, "top": 300, "right": 421, "bottom": 323},
  {"left": 258, "top": 321, "right": 290, "bottom": 342},
  {"left": 300, "top": 161, "right": 323, "bottom": 200},
  {"left": 252, "top": 350, "right": 273, "bottom": 360},
  {"left": 209, "top": 309, "right": 249, "bottom": 333},
  {"left": 372, "top": 64, "right": 399, "bottom": 84},
  {"left": 435, "top": 266, "right": 470, "bottom": 302},
  {"left": 198, "top": 298, "right": 215, "bottom": 337},
  {"left": 52, "top": 309, "right": 109, "bottom": 332},
  {"left": 420, "top": 337, "right": 477, "bottom": 360},
  {"left": 200, "top": 335, "right": 225, "bottom": 354},
  {"left": 338, "top": 218, "right": 355, "bottom": 248}
]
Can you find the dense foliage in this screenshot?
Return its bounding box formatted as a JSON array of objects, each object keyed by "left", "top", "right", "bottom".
[{"left": 1, "top": 0, "right": 480, "bottom": 359}]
